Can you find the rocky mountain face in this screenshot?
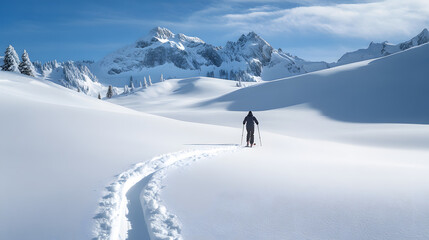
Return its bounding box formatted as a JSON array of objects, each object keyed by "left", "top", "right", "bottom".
[
  {"left": 96, "top": 27, "right": 328, "bottom": 82},
  {"left": 33, "top": 60, "right": 105, "bottom": 97},
  {"left": 334, "top": 28, "right": 429, "bottom": 66}
]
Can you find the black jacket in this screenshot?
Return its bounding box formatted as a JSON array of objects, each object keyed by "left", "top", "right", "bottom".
[{"left": 243, "top": 115, "right": 259, "bottom": 129}]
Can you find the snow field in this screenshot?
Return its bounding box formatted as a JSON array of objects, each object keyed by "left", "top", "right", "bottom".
[
  {"left": 161, "top": 133, "right": 429, "bottom": 240},
  {"left": 0, "top": 71, "right": 243, "bottom": 240}
]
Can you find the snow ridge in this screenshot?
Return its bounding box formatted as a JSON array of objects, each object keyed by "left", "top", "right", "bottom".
[
  {"left": 92, "top": 146, "right": 238, "bottom": 240},
  {"left": 334, "top": 28, "right": 429, "bottom": 66}
]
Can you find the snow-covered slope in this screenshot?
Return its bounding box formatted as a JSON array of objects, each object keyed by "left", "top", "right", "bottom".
[
  {"left": 0, "top": 71, "right": 240, "bottom": 240},
  {"left": 92, "top": 27, "right": 328, "bottom": 85},
  {"left": 334, "top": 28, "right": 429, "bottom": 66}
]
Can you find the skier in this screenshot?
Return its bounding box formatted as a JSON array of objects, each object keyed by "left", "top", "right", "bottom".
[{"left": 243, "top": 111, "right": 259, "bottom": 147}]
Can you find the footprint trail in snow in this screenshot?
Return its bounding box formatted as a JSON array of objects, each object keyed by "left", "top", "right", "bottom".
[{"left": 93, "top": 145, "right": 238, "bottom": 240}]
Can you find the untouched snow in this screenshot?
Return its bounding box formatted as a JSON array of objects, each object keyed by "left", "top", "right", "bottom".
[{"left": 162, "top": 137, "right": 429, "bottom": 240}]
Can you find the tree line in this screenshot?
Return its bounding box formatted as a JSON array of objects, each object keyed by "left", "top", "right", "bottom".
[{"left": 106, "top": 74, "right": 165, "bottom": 99}]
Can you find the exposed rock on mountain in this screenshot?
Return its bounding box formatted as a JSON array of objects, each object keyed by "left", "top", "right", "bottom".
[{"left": 96, "top": 27, "right": 328, "bottom": 82}]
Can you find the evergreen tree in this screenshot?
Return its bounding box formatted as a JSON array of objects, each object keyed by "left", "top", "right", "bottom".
[
  {"left": 18, "top": 50, "right": 35, "bottom": 77},
  {"left": 160, "top": 74, "right": 164, "bottom": 82},
  {"left": 129, "top": 76, "right": 134, "bottom": 87},
  {"left": 98, "top": 93, "right": 101, "bottom": 99},
  {"left": 106, "top": 85, "right": 114, "bottom": 98},
  {"left": 124, "top": 85, "right": 129, "bottom": 94},
  {"left": 148, "top": 75, "right": 152, "bottom": 86},
  {"left": 139, "top": 81, "right": 142, "bottom": 88},
  {"left": 2, "top": 45, "right": 20, "bottom": 72},
  {"left": 130, "top": 79, "right": 135, "bottom": 92},
  {"left": 236, "top": 76, "right": 242, "bottom": 87},
  {"left": 143, "top": 77, "right": 148, "bottom": 88}
]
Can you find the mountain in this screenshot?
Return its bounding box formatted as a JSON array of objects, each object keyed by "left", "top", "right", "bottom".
[
  {"left": 6, "top": 28, "right": 429, "bottom": 97},
  {"left": 94, "top": 27, "right": 329, "bottom": 83},
  {"left": 334, "top": 28, "right": 429, "bottom": 66},
  {"left": 32, "top": 60, "right": 106, "bottom": 97}
]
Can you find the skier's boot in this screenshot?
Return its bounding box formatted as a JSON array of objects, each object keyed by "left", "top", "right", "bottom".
[{"left": 246, "top": 141, "right": 250, "bottom": 147}]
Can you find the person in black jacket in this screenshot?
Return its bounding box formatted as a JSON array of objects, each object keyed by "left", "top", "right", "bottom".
[{"left": 243, "top": 111, "right": 259, "bottom": 147}]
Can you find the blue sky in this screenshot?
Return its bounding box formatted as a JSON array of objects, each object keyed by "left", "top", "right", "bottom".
[{"left": 1, "top": 0, "right": 429, "bottom": 62}]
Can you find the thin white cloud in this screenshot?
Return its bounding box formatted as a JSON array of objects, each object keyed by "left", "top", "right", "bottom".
[{"left": 172, "top": 0, "right": 429, "bottom": 40}]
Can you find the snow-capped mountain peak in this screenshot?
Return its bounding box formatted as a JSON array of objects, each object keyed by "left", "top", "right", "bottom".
[
  {"left": 95, "top": 27, "right": 327, "bottom": 83},
  {"left": 149, "top": 26, "right": 174, "bottom": 41},
  {"left": 136, "top": 27, "right": 205, "bottom": 48},
  {"left": 238, "top": 31, "right": 268, "bottom": 45}
]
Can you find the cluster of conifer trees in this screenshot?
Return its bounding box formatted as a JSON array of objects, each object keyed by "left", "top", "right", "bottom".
[
  {"left": 105, "top": 74, "right": 165, "bottom": 99},
  {"left": 2, "top": 45, "right": 35, "bottom": 77}
]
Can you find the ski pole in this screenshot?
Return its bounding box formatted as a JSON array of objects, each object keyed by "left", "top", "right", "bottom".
[
  {"left": 241, "top": 124, "right": 245, "bottom": 146},
  {"left": 257, "top": 124, "right": 262, "bottom": 146}
]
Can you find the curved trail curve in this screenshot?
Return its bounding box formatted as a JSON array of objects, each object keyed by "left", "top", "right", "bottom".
[{"left": 93, "top": 146, "right": 238, "bottom": 240}]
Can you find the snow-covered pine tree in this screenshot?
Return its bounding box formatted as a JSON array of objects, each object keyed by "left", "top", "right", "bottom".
[
  {"left": 148, "top": 75, "right": 152, "bottom": 86},
  {"left": 130, "top": 79, "right": 135, "bottom": 92},
  {"left": 106, "top": 85, "right": 114, "bottom": 98},
  {"left": 143, "top": 77, "right": 148, "bottom": 88},
  {"left": 129, "top": 76, "right": 134, "bottom": 87},
  {"left": 18, "top": 50, "right": 35, "bottom": 77},
  {"left": 2, "top": 45, "right": 20, "bottom": 72},
  {"left": 236, "top": 76, "right": 242, "bottom": 87},
  {"left": 124, "top": 85, "right": 129, "bottom": 94},
  {"left": 98, "top": 93, "right": 101, "bottom": 99},
  {"left": 139, "top": 81, "right": 142, "bottom": 88},
  {"left": 160, "top": 74, "right": 164, "bottom": 82}
]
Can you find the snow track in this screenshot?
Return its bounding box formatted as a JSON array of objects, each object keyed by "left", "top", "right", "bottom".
[{"left": 93, "top": 146, "right": 238, "bottom": 240}]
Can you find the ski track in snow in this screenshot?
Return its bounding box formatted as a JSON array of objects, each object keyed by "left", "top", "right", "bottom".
[{"left": 92, "top": 146, "right": 238, "bottom": 240}]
